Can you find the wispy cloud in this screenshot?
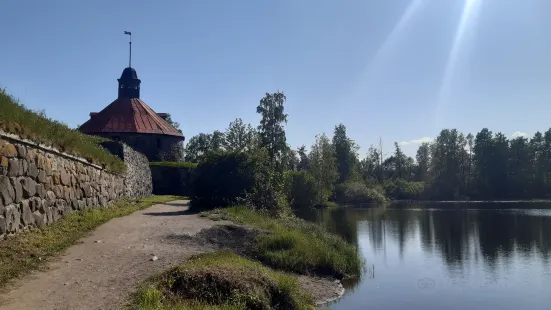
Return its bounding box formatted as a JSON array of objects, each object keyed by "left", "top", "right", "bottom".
[
  {"left": 511, "top": 131, "right": 528, "bottom": 138},
  {"left": 398, "top": 137, "right": 434, "bottom": 146}
]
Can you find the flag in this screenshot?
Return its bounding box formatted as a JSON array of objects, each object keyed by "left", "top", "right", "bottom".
[{"left": 124, "top": 31, "right": 131, "bottom": 35}]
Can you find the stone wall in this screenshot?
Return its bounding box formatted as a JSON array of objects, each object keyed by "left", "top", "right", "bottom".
[
  {"left": 150, "top": 165, "right": 194, "bottom": 196},
  {"left": 98, "top": 133, "right": 184, "bottom": 162},
  {"left": 0, "top": 132, "right": 132, "bottom": 238},
  {"left": 101, "top": 141, "right": 152, "bottom": 198}
]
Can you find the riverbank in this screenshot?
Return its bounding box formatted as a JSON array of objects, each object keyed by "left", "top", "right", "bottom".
[
  {"left": 131, "top": 206, "right": 361, "bottom": 309},
  {"left": 0, "top": 200, "right": 353, "bottom": 309}
]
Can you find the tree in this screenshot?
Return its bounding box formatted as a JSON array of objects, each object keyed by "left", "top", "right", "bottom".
[
  {"left": 297, "top": 145, "right": 310, "bottom": 171},
  {"left": 184, "top": 133, "right": 212, "bottom": 162},
  {"left": 332, "top": 124, "right": 358, "bottom": 183},
  {"left": 415, "top": 142, "right": 430, "bottom": 182},
  {"left": 430, "top": 129, "right": 468, "bottom": 199},
  {"left": 465, "top": 133, "right": 474, "bottom": 193},
  {"left": 508, "top": 136, "right": 531, "bottom": 198},
  {"left": 256, "top": 91, "right": 288, "bottom": 169},
  {"left": 184, "top": 131, "right": 226, "bottom": 162},
  {"left": 164, "top": 113, "right": 183, "bottom": 134},
  {"left": 473, "top": 128, "right": 494, "bottom": 199},
  {"left": 491, "top": 132, "right": 509, "bottom": 198},
  {"left": 224, "top": 118, "right": 258, "bottom": 152},
  {"left": 281, "top": 147, "right": 299, "bottom": 171},
  {"left": 308, "top": 134, "right": 339, "bottom": 204},
  {"left": 530, "top": 132, "right": 545, "bottom": 197}
]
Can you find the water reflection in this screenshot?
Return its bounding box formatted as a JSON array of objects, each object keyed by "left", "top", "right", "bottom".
[{"left": 297, "top": 203, "right": 551, "bottom": 310}]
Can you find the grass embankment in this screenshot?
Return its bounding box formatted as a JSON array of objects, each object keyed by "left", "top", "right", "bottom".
[
  {"left": 0, "top": 195, "right": 182, "bottom": 288},
  {"left": 202, "top": 206, "right": 363, "bottom": 279},
  {"left": 149, "top": 162, "right": 198, "bottom": 169},
  {"left": 0, "top": 89, "right": 125, "bottom": 174},
  {"left": 133, "top": 251, "right": 313, "bottom": 310}
]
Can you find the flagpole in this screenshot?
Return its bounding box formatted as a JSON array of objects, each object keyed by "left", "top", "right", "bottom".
[{"left": 129, "top": 33, "right": 132, "bottom": 68}]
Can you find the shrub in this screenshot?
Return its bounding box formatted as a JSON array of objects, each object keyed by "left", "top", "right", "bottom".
[
  {"left": 0, "top": 89, "right": 125, "bottom": 174},
  {"left": 283, "top": 171, "right": 319, "bottom": 210},
  {"left": 334, "top": 181, "right": 388, "bottom": 204},
  {"left": 190, "top": 151, "right": 263, "bottom": 210},
  {"left": 383, "top": 178, "right": 425, "bottom": 200},
  {"left": 190, "top": 149, "right": 289, "bottom": 214}
]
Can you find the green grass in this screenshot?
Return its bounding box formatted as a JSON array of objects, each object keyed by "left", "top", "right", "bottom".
[
  {"left": 0, "top": 195, "right": 183, "bottom": 288},
  {"left": 131, "top": 251, "right": 313, "bottom": 310},
  {"left": 149, "top": 162, "right": 198, "bottom": 169},
  {"left": 201, "top": 206, "right": 363, "bottom": 279},
  {"left": 0, "top": 89, "right": 125, "bottom": 174}
]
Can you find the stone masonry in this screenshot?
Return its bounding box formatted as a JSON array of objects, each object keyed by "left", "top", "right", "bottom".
[
  {"left": 100, "top": 141, "right": 153, "bottom": 198},
  {"left": 0, "top": 136, "right": 126, "bottom": 237}
]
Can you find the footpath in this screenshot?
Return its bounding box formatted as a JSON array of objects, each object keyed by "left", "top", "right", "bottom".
[{"left": 0, "top": 200, "right": 222, "bottom": 310}]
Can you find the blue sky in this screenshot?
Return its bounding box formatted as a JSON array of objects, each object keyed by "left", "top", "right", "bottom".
[{"left": 1, "top": 0, "right": 551, "bottom": 157}]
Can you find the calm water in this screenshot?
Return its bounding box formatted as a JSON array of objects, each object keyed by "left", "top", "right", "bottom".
[{"left": 297, "top": 203, "right": 551, "bottom": 310}]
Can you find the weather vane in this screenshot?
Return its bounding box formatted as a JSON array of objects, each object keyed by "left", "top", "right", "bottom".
[{"left": 124, "top": 31, "right": 132, "bottom": 67}]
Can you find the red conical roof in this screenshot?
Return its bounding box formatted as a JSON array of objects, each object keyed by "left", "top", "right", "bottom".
[{"left": 79, "top": 97, "right": 183, "bottom": 137}]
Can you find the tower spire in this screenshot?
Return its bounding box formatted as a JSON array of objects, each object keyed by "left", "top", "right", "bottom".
[{"left": 124, "top": 31, "right": 132, "bottom": 67}]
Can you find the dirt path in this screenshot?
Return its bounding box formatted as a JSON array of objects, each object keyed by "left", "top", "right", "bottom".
[
  {"left": 0, "top": 200, "right": 341, "bottom": 310},
  {"left": 0, "top": 200, "right": 229, "bottom": 310}
]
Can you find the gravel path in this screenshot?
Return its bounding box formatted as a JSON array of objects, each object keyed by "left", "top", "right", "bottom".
[{"left": 0, "top": 200, "right": 341, "bottom": 310}]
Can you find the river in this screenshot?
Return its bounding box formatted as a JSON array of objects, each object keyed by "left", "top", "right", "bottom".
[{"left": 297, "top": 202, "right": 551, "bottom": 310}]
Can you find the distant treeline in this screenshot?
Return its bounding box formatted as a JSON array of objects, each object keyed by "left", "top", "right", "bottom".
[{"left": 179, "top": 91, "right": 550, "bottom": 204}]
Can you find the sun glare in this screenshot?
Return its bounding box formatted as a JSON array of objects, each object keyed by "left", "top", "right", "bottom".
[
  {"left": 436, "top": 0, "right": 482, "bottom": 125},
  {"left": 351, "top": 0, "right": 424, "bottom": 96}
]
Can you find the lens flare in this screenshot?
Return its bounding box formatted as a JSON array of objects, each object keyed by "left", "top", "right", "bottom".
[
  {"left": 349, "top": 0, "right": 424, "bottom": 98},
  {"left": 436, "top": 0, "right": 482, "bottom": 126}
]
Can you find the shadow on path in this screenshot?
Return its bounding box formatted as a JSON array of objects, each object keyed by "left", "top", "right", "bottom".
[{"left": 143, "top": 208, "right": 200, "bottom": 216}]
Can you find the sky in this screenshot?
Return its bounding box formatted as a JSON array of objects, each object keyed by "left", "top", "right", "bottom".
[{"left": 1, "top": 0, "right": 551, "bottom": 157}]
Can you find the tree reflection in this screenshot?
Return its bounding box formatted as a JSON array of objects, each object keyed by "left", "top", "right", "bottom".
[{"left": 298, "top": 203, "right": 551, "bottom": 284}]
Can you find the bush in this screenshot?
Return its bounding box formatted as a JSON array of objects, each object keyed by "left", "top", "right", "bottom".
[
  {"left": 0, "top": 89, "right": 125, "bottom": 174},
  {"left": 283, "top": 171, "right": 319, "bottom": 210},
  {"left": 245, "top": 170, "right": 290, "bottom": 215},
  {"left": 334, "top": 181, "right": 388, "bottom": 204},
  {"left": 383, "top": 178, "right": 425, "bottom": 200},
  {"left": 190, "top": 151, "right": 263, "bottom": 210},
  {"left": 190, "top": 149, "right": 289, "bottom": 214}
]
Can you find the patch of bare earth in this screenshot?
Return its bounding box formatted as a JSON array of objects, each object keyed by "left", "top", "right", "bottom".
[{"left": 0, "top": 201, "right": 342, "bottom": 310}]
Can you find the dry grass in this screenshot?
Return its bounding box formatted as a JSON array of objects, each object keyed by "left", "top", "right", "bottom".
[
  {"left": 0, "top": 195, "right": 183, "bottom": 288},
  {"left": 132, "top": 251, "right": 313, "bottom": 310},
  {"left": 0, "top": 89, "right": 125, "bottom": 174}
]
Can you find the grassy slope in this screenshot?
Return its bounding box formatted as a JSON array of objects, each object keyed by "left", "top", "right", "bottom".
[
  {"left": 0, "top": 89, "right": 125, "bottom": 174},
  {"left": 133, "top": 251, "right": 313, "bottom": 310},
  {"left": 202, "top": 206, "right": 363, "bottom": 278},
  {"left": 0, "top": 196, "right": 183, "bottom": 287}
]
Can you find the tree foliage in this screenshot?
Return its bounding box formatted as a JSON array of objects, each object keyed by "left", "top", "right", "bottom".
[
  {"left": 224, "top": 118, "right": 258, "bottom": 152},
  {"left": 256, "top": 92, "right": 288, "bottom": 169},
  {"left": 308, "top": 134, "right": 339, "bottom": 205}
]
